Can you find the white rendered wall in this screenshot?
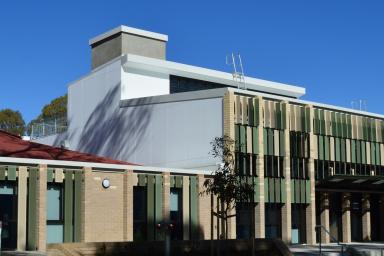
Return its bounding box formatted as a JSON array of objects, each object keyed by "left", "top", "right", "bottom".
[
  {"left": 64, "top": 58, "right": 222, "bottom": 171},
  {"left": 121, "top": 68, "right": 169, "bottom": 100}
]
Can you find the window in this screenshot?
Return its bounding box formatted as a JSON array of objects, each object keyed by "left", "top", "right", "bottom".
[
  {"left": 170, "top": 188, "right": 183, "bottom": 240},
  {"left": 46, "top": 184, "right": 64, "bottom": 244},
  {"left": 133, "top": 186, "right": 147, "bottom": 241}
]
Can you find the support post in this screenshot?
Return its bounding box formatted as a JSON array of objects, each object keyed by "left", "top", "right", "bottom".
[
  {"left": 341, "top": 193, "right": 351, "bottom": 243},
  {"left": 320, "top": 192, "right": 330, "bottom": 244},
  {"left": 362, "top": 194, "right": 371, "bottom": 241},
  {"left": 17, "top": 166, "right": 28, "bottom": 251}
]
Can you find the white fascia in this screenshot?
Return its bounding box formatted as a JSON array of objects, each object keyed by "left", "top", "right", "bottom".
[
  {"left": 122, "top": 54, "right": 306, "bottom": 98},
  {"left": 0, "top": 157, "right": 208, "bottom": 175}
]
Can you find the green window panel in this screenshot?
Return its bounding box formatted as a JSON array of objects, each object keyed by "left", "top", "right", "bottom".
[
  {"left": 155, "top": 175, "right": 163, "bottom": 240},
  {"left": 0, "top": 166, "right": 5, "bottom": 180},
  {"left": 291, "top": 180, "right": 295, "bottom": 203},
  {"left": 301, "top": 107, "right": 306, "bottom": 132},
  {"left": 269, "top": 178, "right": 275, "bottom": 203},
  {"left": 376, "top": 143, "right": 381, "bottom": 166},
  {"left": 342, "top": 114, "right": 347, "bottom": 138},
  {"left": 331, "top": 112, "right": 337, "bottom": 136},
  {"left": 335, "top": 138, "right": 341, "bottom": 162},
  {"left": 64, "top": 170, "right": 74, "bottom": 243},
  {"left": 361, "top": 141, "right": 367, "bottom": 164},
  {"left": 362, "top": 118, "right": 367, "bottom": 141},
  {"left": 313, "top": 108, "right": 320, "bottom": 134},
  {"left": 305, "top": 107, "right": 311, "bottom": 133},
  {"left": 138, "top": 174, "right": 147, "bottom": 186},
  {"left": 275, "top": 178, "right": 281, "bottom": 203},
  {"left": 372, "top": 120, "right": 377, "bottom": 142},
  {"left": 324, "top": 137, "right": 330, "bottom": 161},
  {"left": 341, "top": 139, "right": 346, "bottom": 162},
  {"left": 282, "top": 103, "right": 287, "bottom": 130},
  {"left": 73, "top": 171, "right": 82, "bottom": 242},
  {"left": 240, "top": 125, "right": 247, "bottom": 153},
  {"left": 371, "top": 143, "right": 376, "bottom": 166},
  {"left": 351, "top": 140, "right": 356, "bottom": 163},
  {"left": 275, "top": 103, "right": 281, "bottom": 130},
  {"left": 147, "top": 175, "right": 155, "bottom": 240},
  {"left": 27, "top": 167, "right": 38, "bottom": 250},
  {"left": 47, "top": 168, "right": 54, "bottom": 183},
  {"left": 175, "top": 176, "right": 183, "bottom": 188},
  {"left": 347, "top": 115, "right": 352, "bottom": 139},
  {"left": 264, "top": 177, "right": 269, "bottom": 203},
  {"left": 336, "top": 113, "right": 342, "bottom": 137},
  {"left": 190, "top": 176, "right": 199, "bottom": 240},
  {"left": 320, "top": 110, "right": 326, "bottom": 135},
  {"left": 305, "top": 180, "right": 311, "bottom": 204},
  {"left": 7, "top": 166, "right": 17, "bottom": 181},
  {"left": 263, "top": 129, "right": 268, "bottom": 155},
  {"left": 356, "top": 140, "right": 361, "bottom": 164},
  {"left": 318, "top": 136, "right": 324, "bottom": 160},
  {"left": 300, "top": 180, "right": 306, "bottom": 204},
  {"left": 248, "top": 98, "right": 254, "bottom": 126},
  {"left": 170, "top": 176, "right": 175, "bottom": 187},
  {"left": 281, "top": 179, "right": 286, "bottom": 203},
  {"left": 268, "top": 129, "right": 274, "bottom": 156},
  {"left": 295, "top": 180, "right": 300, "bottom": 204},
  {"left": 279, "top": 130, "right": 285, "bottom": 157},
  {"left": 235, "top": 124, "right": 240, "bottom": 152},
  {"left": 252, "top": 127, "right": 259, "bottom": 154}
]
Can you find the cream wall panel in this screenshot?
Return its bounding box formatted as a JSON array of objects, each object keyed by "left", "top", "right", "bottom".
[
  {"left": 330, "top": 137, "right": 335, "bottom": 161},
  {"left": 295, "top": 106, "right": 302, "bottom": 132},
  {"left": 270, "top": 101, "right": 276, "bottom": 129},
  {"left": 290, "top": 105, "right": 296, "bottom": 131},
  {"left": 264, "top": 101, "right": 271, "bottom": 128},
  {"left": 366, "top": 142, "right": 371, "bottom": 165},
  {"left": 381, "top": 144, "right": 384, "bottom": 166},
  {"left": 346, "top": 139, "right": 351, "bottom": 162},
  {"left": 247, "top": 126, "right": 252, "bottom": 154},
  {"left": 242, "top": 97, "right": 248, "bottom": 125},
  {"left": 236, "top": 96, "right": 241, "bottom": 124},
  {"left": 274, "top": 129, "right": 279, "bottom": 156}
]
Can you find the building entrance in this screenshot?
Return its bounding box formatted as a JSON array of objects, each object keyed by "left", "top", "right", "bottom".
[
  {"left": 351, "top": 194, "right": 363, "bottom": 242},
  {"left": 0, "top": 182, "right": 17, "bottom": 250}
]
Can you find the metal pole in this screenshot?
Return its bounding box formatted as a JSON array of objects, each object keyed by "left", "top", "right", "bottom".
[{"left": 165, "top": 231, "right": 170, "bottom": 256}]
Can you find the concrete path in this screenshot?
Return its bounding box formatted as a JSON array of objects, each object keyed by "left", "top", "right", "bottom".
[{"left": 290, "top": 242, "right": 384, "bottom": 256}]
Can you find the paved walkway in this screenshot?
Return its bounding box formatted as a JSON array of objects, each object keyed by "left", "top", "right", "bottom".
[{"left": 290, "top": 242, "right": 384, "bottom": 256}]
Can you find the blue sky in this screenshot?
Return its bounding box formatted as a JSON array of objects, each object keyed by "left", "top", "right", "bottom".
[{"left": 0, "top": 1, "right": 383, "bottom": 123}]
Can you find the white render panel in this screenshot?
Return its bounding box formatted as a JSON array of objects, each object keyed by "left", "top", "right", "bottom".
[{"left": 121, "top": 69, "right": 169, "bottom": 100}]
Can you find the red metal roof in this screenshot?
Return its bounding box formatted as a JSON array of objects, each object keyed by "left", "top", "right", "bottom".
[{"left": 0, "top": 130, "right": 136, "bottom": 165}]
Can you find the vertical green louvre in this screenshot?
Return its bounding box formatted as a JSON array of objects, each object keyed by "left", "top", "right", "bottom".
[
  {"left": 0, "top": 166, "right": 5, "bottom": 180},
  {"left": 324, "top": 137, "right": 330, "bottom": 161},
  {"left": 248, "top": 98, "right": 254, "bottom": 126},
  {"left": 155, "top": 175, "right": 163, "bottom": 240},
  {"left": 314, "top": 109, "right": 319, "bottom": 134},
  {"left": 7, "top": 166, "right": 17, "bottom": 181},
  {"left": 64, "top": 170, "right": 74, "bottom": 243},
  {"left": 268, "top": 129, "right": 274, "bottom": 156},
  {"left": 376, "top": 143, "right": 381, "bottom": 166},
  {"left": 269, "top": 178, "right": 275, "bottom": 203},
  {"left": 279, "top": 130, "right": 285, "bottom": 157},
  {"left": 301, "top": 107, "right": 306, "bottom": 132},
  {"left": 275, "top": 103, "right": 281, "bottom": 130},
  {"left": 263, "top": 128, "right": 268, "bottom": 155},
  {"left": 320, "top": 110, "right": 325, "bottom": 135},
  {"left": 281, "top": 179, "right": 286, "bottom": 203},
  {"left": 331, "top": 112, "right": 337, "bottom": 136},
  {"left": 190, "top": 176, "right": 199, "bottom": 240},
  {"left": 351, "top": 140, "right": 357, "bottom": 163},
  {"left": 240, "top": 125, "right": 246, "bottom": 153},
  {"left": 347, "top": 115, "right": 352, "bottom": 139},
  {"left": 335, "top": 138, "right": 341, "bottom": 162},
  {"left": 27, "top": 167, "right": 38, "bottom": 250},
  {"left": 74, "top": 171, "right": 82, "bottom": 242},
  {"left": 235, "top": 125, "right": 240, "bottom": 152},
  {"left": 147, "top": 175, "right": 155, "bottom": 240},
  {"left": 264, "top": 178, "right": 269, "bottom": 203},
  {"left": 341, "top": 139, "right": 346, "bottom": 162},
  {"left": 47, "top": 168, "right": 54, "bottom": 183},
  {"left": 318, "top": 136, "right": 324, "bottom": 160},
  {"left": 305, "top": 107, "right": 311, "bottom": 132},
  {"left": 356, "top": 140, "right": 361, "bottom": 164},
  {"left": 282, "top": 103, "right": 287, "bottom": 130}
]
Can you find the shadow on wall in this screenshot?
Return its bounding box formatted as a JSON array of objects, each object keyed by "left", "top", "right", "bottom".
[{"left": 63, "top": 84, "right": 153, "bottom": 162}]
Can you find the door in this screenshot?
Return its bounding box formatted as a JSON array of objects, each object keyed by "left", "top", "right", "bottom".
[{"left": 0, "top": 183, "right": 17, "bottom": 250}]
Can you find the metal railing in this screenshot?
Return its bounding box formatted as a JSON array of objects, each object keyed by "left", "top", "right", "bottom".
[
  {"left": 315, "top": 225, "right": 345, "bottom": 256},
  {"left": 30, "top": 117, "right": 67, "bottom": 139}
]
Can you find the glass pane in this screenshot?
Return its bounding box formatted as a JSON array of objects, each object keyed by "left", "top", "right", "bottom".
[
  {"left": 47, "top": 186, "right": 61, "bottom": 220},
  {"left": 170, "top": 190, "right": 179, "bottom": 211},
  {"left": 0, "top": 184, "right": 13, "bottom": 195},
  {"left": 47, "top": 224, "right": 63, "bottom": 243}
]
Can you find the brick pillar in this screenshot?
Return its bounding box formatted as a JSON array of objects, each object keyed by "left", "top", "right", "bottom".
[
  {"left": 198, "top": 175, "right": 211, "bottom": 239},
  {"left": 362, "top": 194, "right": 371, "bottom": 241},
  {"left": 306, "top": 106, "right": 317, "bottom": 245},
  {"left": 37, "top": 164, "right": 47, "bottom": 251},
  {"left": 81, "top": 167, "right": 92, "bottom": 242},
  {"left": 17, "top": 166, "right": 28, "bottom": 251},
  {"left": 255, "top": 96, "right": 265, "bottom": 238},
  {"left": 281, "top": 102, "right": 292, "bottom": 244},
  {"left": 320, "top": 192, "right": 330, "bottom": 244},
  {"left": 123, "top": 170, "right": 134, "bottom": 241},
  {"left": 341, "top": 193, "right": 351, "bottom": 243}
]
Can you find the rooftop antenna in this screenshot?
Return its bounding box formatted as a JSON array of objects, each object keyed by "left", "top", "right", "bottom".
[
  {"left": 350, "top": 99, "right": 367, "bottom": 111},
  {"left": 226, "top": 53, "right": 246, "bottom": 90}
]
